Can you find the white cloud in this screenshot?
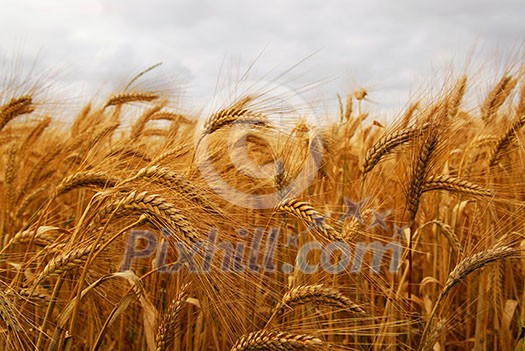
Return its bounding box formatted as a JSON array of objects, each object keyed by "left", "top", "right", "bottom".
[{"left": 0, "top": 0, "right": 523, "bottom": 115}]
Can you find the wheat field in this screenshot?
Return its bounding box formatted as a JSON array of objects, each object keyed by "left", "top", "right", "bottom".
[{"left": 1, "top": 67, "right": 525, "bottom": 350}]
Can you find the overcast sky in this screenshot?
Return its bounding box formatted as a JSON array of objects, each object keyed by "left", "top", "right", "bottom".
[{"left": 0, "top": 0, "right": 524, "bottom": 118}]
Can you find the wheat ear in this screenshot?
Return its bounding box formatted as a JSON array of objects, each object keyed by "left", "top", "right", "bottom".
[
  {"left": 276, "top": 198, "right": 339, "bottom": 240},
  {"left": 422, "top": 175, "right": 493, "bottom": 197},
  {"left": 481, "top": 75, "right": 517, "bottom": 124},
  {"left": 0, "top": 95, "right": 34, "bottom": 130},
  {"left": 448, "top": 75, "right": 467, "bottom": 118},
  {"left": 407, "top": 130, "right": 439, "bottom": 222},
  {"left": 123, "top": 165, "right": 223, "bottom": 216},
  {"left": 277, "top": 284, "right": 364, "bottom": 315},
  {"left": 92, "top": 190, "right": 200, "bottom": 244},
  {"left": 55, "top": 171, "right": 120, "bottom": 196},
  {"left": 104, "top": 92, "right": 159, "bottom": 107},
  {"left": 230, "top": 330, "right": 324, "bottom": 351},
  {"left": 32, "top": 242, "right": 100, "bottom": 287},
  {"left": 155, "top": 283, "right": 189, "bottom": 351},
  {"left": 423, "top": 220, "right": 464, "bottom": 258},
  {"left": 203, "top": 96, "right": 267, "bottom": 135},
  {"left": 489, "top": 113, "right": 525, "bottom": 167},
  {"left": 420, "top": 245, "right": 520, "bottom": 347},
  {"left": 362, "top": 122, "right": 430, "bottom": 176}
]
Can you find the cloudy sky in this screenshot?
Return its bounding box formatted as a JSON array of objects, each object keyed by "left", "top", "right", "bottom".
[{"left": 0, "top": 0, "right": 524, "bottom": 118}]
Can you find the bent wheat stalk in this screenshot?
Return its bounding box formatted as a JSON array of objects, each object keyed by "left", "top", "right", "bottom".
[{"left": 420, "top": 245, "right": 520, "bottom": 348}]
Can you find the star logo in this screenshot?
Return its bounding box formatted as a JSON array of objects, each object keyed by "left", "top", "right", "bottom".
[
  {"left": 339, "top": 197, "right": 368, "bottom": 223},
  {"left": 370, "top": 209, "right": 391, "bottom": 230},
  {"left": 287, "top": 234, "right": 299, "bottom": 248},
  {"left": 392, "top": 225, "right": 408, "bottom": 242}
]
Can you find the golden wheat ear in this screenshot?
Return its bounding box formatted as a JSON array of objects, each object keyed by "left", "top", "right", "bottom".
[
  {"left": 155, "top": 283, "right": 189, "bottom": 351},
  {"left": 420, "top": 245, "right": 520, "bottom": 348},
  {"left": 489, "top": 113, "right": 525, "bottom": 168},
  {"left": 230, "top": 330, "right": 325, "bottom": 351},
  {"left": 276, "top": 284, "right": 364, "bottom": 315},
  {"left": 421, "top": 175, "right": 493, "bottom": 197},
  {"left": 276, "top": 198, "right": 339, "bottom": 240},
  {"left": 407, "top": 129, "right": 439, "bottom": 223},
  {"left": 481, "top": 75, "right": 517, "bottom": 125},
  {"left": 0, "top": 95, "right": 34, "bottom": 131},
  {"left": 104, "top": 92, "right": 159, "bottom": 108},
  {"left": 362, "top": 122, "right": 430, "bottom": 177}
]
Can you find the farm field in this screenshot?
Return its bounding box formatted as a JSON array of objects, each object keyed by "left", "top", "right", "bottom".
[{"left": 1, "top": 68, "right": 525, "bottom": 350}]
